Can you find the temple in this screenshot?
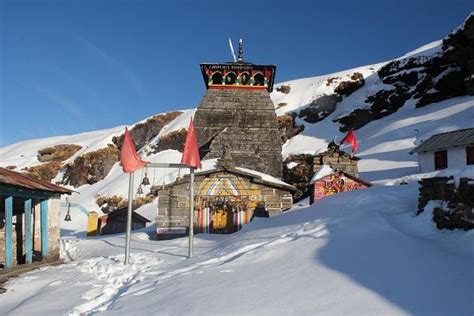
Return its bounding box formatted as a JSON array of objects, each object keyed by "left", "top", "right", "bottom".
[
  {"left": 155, "top": 41, "right": 295, "bottom": 238},
  {"left": 194, "top": 40, "right": 283, "bottom": 179}
]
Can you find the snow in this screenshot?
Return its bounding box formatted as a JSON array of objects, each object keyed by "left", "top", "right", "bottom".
[
  {"left": 1, "top": 184, "right": 473, "bottom": 315},
  {"left": 435, "top": 165, "right": 474, "bottom": 187},
  {"left": 235, "top": 166, "right": 292, "bottom": 187},
  {"left": 310, "top": 164, "right": 334, "bottom": 183}
]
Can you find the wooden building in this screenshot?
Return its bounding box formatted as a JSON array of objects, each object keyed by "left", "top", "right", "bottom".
[
  {"left": 153, "top": 163, "right": 296, "bottom": 239},
  {"left": 0, "top": 167, "right": 72, "bottom": 272},
  {"left": 309, "top": 165, "right": 371, "bottom": 204},
  {"left": 410, "top": 128, "right": 474, "bottom": 172},
  {"left": 97, "top": 207, "right": 150, "bottom": 236}
]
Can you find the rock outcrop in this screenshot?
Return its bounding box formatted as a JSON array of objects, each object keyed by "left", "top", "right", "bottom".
[
  {"left": 277, "top": 113, "right": 304, "bottom": 143},
  {"left": 283, "top": 154, "right": 315, "bottom": 201},
  {"left": 149, "top": 128, "right": 188, "bottom": 154},
  {"left": 37, "top": 144, "right": 82, "bottom": 163},
  {"left": 298, "top": 94, "right": 341, "bottom": 123},
  {"left": 112, "top": 111, "right": 182, "bottom": 151},
  {"left": 63, "top": 144, "right": 120, "bottom": 187},
  {"left": 335, "top": 14, "right": 474, "bottom": 131},
  {"left": 24, "top": 161, "right": 63, "bottom": 182}
]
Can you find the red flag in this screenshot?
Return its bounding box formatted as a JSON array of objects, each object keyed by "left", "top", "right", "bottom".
[
  {"left": 340, "top": 129, "right": 358, "bottom": 153},
  {"left": 120, "top": 127, "right": 147, "bottom": 173},
  {"left": 181, "top": 118, "right": 202, "bottom": 169}
]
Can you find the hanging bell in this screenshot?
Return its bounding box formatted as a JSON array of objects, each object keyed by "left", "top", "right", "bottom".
[
  {"left": 141, "top": 173, "right": 150, "bottom": 186},
  {"left": 137, "top": 185, "right": 144, "bottom": 195},
  {"left": 64, "top": 200, "right": 72, "bottom": 221}
]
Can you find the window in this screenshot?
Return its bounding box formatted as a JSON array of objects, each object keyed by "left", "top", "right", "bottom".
[
  {"left": 210, "top": 72, "right": 223, "bottom": 85},
  {"left": 225, "top": 72, "right": 237, "bottom": 85},
  {"left": 467, "top": 146, "right": 474, "bottom": 165},
  {"left": 434, "top": 150, "right": 447, "bottom": 170}
]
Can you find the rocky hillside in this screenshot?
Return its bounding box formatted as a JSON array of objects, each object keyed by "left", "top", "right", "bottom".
[{"left": 0, "top": 12, "right": 472, "bottom": 231}]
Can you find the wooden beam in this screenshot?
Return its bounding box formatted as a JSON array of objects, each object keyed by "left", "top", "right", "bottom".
[
  {"left": 0, "top": 186, "right": 59, "bottom": 199},
  {"left": 4, "top": 196, "right": 13, "bottom": 269},
  {"left": 40, "top": 200, "right": 48, "bottom": 258},
  {"left": 24, "top": 198, "right": 33, "bottom": 264}
]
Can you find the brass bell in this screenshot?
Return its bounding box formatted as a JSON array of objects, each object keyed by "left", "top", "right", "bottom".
[
  {"left": 64, "top": 213, "right": 72, "bottom": 222},
  {"left": 141, "top": 173, "right": 150, "bottom": 186},
  {"left": 137, "top": 185, "right": 144, "bottom": 195}
]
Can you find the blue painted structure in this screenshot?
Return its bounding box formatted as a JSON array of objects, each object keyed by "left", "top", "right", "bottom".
[{"left": 0, "top": 167, "right": 72, "bottom": 270}]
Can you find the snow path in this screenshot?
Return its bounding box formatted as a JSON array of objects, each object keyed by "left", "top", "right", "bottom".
[{"left": 1, "top": 184, "right": 472, "bottom": 315}]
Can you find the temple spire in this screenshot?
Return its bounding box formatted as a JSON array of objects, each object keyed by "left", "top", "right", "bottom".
[{"left": 238, "top": 38, "right": 243, "bottom": 62}]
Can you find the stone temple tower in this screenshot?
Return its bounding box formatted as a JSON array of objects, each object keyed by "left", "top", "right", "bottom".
[{"left": 194, "top": 41, "right": 283, "bottom": 178}]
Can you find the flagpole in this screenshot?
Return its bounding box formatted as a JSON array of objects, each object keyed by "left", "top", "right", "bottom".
[
  {"left": 189, "top": 167, "right": 194, "bottom": 258},
  {"left": 125, "top": 171, "right": 134, "bottom": 265}
]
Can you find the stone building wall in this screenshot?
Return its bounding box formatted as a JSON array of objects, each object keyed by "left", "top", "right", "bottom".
[
  {"left": 313, "top": 146, "right": 359, "bottom": 177},
  {"left": 194, "top": 89, "right": 283, "bottom": 179},
  {"left": 418, "top": 176, "right": 474, "bottom": 230}
]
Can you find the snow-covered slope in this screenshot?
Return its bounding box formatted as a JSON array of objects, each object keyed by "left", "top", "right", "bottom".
[{"left": 1, "top": 183, "right": 472, "bottom": 315}]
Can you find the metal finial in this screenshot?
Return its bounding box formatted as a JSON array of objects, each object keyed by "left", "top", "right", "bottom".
[{"left": 238, "top": 38, "right": 243, "bottom": 62}]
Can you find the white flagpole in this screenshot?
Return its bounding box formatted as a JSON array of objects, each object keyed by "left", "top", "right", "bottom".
[
  {"left": 188, "top": 167, "right": 195, "bottom": 258},
  {"left": 125, "top": 171, "right": 134, "bottom": 264}
]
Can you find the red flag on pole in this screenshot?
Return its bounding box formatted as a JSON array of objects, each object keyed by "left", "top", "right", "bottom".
[
  {"left": 340, "top": 129, "right": 358, "bottom": 153},
  {"left": 181, "top": 118, "right": 202, "bottom": 169},
  {"left": 120, "top": 127, "right": 147, "bottom": 173}
]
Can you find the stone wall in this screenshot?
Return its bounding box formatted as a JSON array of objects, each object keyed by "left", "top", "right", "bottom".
[
  {"left": 313, "top": 144, "right": 359, "bottom": 177},
  {"left": 418, "top": 176, "right": 474, "bottom": 230},
  {"left": 194, "top": 89, "right": 283, "bottom": 179}
]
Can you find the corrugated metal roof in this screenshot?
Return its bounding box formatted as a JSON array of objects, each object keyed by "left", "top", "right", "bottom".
[
  {"left": 411, "top": 128, "right": 474, "bottom": 153},
  {"left": 0, "top": 167, "right": 73, "bottom": 194}
]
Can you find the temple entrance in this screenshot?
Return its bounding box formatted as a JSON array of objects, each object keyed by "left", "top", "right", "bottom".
[
  {"left": 211, "top": 207, "right": 230, "bottom": 233},
  {"left": 194, "top": 174, "right": 261, "bottom": 234}
]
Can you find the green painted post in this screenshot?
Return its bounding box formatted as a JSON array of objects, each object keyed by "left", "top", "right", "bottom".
[
  {"left": 5, "top": 196, "right": 13, "bottom": 268},
  {"left": 24, "top": 199, "right": 33, "bottom": 264}
]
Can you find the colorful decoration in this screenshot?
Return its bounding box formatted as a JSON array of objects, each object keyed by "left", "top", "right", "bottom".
[
  {"left": 193, "top": 175, "right": 260, "bottom": 234},
  {"left": 312, "top": 172, "right": 370, "bottom": 203}
]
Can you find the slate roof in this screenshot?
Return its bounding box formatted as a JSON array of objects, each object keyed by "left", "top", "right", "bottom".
[
  {"left": 0, "top": 167, "right": 73, "bottom": 194},
  {"left": 411, "top": 128, "right": 474, "bottom": 153}
]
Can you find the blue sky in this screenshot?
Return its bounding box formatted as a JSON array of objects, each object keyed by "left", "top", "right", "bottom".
[{"left": 0, "top": 0, "right": 472, "bottom": 146}]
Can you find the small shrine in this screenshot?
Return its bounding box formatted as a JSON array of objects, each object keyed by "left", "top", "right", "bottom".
[
  {"left": 309, "top": 165, "right": 371, "bottom": 204},
  {"left": 313, "top": 141, "right": 360, "bottom": 177}
]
